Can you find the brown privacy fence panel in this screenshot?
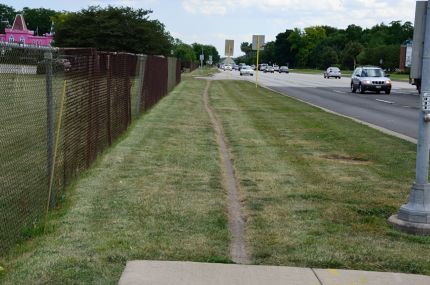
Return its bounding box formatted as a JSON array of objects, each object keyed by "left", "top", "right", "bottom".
[
  {"left": 143, "top": 55, "right": 168, "bottom": 111},
  {"left": 0, "top": 43, "right": 181, "bottom": 255}
]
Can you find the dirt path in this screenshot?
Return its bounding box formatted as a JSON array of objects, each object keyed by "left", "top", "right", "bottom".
[{"left": 202, "top": 80, "right": 250, "bottom": 264}]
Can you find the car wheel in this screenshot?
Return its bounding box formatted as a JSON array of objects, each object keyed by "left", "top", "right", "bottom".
[
  {"left": 358, "top": 84, "right": 365, "bottom": 94},
  {"left": 385, "top": 89, "right": 391, "bottom": 95},
  {"left": 351, "top": 83, "right": 356, "bottom": 93},
  {"left": 240, "top": 73, "right": 243, "bottom": 76}
]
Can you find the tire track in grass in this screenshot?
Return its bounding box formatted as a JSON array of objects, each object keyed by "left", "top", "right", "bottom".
[{"left": 202, "top": 79, "right": 250, "bottom": 264}]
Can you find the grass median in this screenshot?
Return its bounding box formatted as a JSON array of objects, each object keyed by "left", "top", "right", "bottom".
[
  {"left": 290, "top": 68, "right": 409, "bottom": 81},
  {"left": 0, "top": 77, "right": 230, "bottom": 284},
  {"left": 209, "top": 80, "right": 430, "bottom": 274}
]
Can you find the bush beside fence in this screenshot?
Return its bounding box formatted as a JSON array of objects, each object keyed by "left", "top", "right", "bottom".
[{"left": 0, "top": 43, "right": 181, "bottom": 255}]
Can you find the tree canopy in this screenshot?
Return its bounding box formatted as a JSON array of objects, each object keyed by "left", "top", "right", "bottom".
[
  {"left": 191, "top": 43, "right": 220, "bottom": 64},
  {"left": 236, "top": 21, "right": 413, "bottom": 70},
  {"left": 53, "top": 6, "right": 174, "bottom": 55}
]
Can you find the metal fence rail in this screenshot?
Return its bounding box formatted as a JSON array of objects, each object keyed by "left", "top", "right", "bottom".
[{"left": 0, "top": 44, "right": 181, "bottom": 255}]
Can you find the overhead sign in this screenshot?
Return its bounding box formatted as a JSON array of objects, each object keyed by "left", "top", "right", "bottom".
[
  {"left": 225, "top": 40, "right": 234, "bottom": 57},
  {"left": 411, "top": 1, "right": 427, "bottom": 79},
  {"left": 252, "top": 35, "right": 265, "bottom": 50}
]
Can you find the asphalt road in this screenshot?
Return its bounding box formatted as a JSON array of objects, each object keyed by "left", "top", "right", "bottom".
[{"left": 215, "top": 70, "right": 420, "bottom": 140}]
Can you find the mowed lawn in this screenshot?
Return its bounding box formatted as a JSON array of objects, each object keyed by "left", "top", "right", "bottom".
[
  {"left": 209, "top": 80, "right": 430, "bottom": 274},
  {"left": 0, "top": 77, "right": 230, "bottom": 284},
  {"left": 1, "top": 73, "right": 430, "bottom": 284}
]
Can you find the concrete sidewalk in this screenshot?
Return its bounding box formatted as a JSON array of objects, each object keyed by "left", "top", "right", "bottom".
[{"left": 118, "top": 261, "right": 430, "bottom": 285}]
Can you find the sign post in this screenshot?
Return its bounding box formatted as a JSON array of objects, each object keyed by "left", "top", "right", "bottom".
[
  {"left": 225, "top": 39, "right": 234, "bottom": 66},
  {"left": 252, "top": 35, "right": 265, "bottom": 88}
]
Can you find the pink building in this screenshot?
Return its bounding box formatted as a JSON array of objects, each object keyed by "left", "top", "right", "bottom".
[{"left": 0, "top": 14, "right": 54, "bottom": 46}]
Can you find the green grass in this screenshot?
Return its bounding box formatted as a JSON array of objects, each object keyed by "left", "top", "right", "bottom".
[
  {"left": 186, "top": 66, "right": 219, "bottom": 78},
  {"left": 208, "top": 80, "right": 430, "bottom": 274},
  {"left": 2, "top": 73, "right": 429, "bottom": 283},
  {"left": 290, "top": 68, "right": 352, "bottom": 76},
  {"left": 0, "top": 73, "right": 65, "bottom": 254},
  {"left": 0, "top": 71, "right": 145, "bottom": 255},
  {"left": 0, "top": 77, "right": 230, "bottom": 284}
]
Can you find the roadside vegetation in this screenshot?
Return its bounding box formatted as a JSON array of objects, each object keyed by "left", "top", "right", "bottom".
[
  {"left": 1, "top": 74, "right": 429, "bottom": 284},
  {"left": 290, "top": 68, "right": 409, "bottom": 81},
  {"left": 237, "top": 22, "right": 412, "bottom": 72},
  {"left": 209, "top": 80, "right": 430, "bottom": 274},
  {"left": 0, "top": 75, "right": 230, "bottom": 284}
]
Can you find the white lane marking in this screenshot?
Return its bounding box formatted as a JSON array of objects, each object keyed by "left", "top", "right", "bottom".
[
  {"left": 403, "top": 106, "right": 410, "bottom": 108},
  {"left": 333, "top": 90, "right": 346, "bottom": 94},
  {"left": 376, "top": 99, "right": 395, "bottom": 104}
]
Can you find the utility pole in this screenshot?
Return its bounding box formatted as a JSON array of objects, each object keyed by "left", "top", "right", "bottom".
[
  {"left": 200, "top": 46, "right": 204, "bottom": 69},
  {"left": 256, "top": 36, "right": 260, "bottom": 88},
  {"left": 389, "top": 1, "right": 430, "bottom": 235}
]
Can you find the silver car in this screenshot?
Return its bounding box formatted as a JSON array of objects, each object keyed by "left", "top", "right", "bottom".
[
  {"left": 351, "top": 66, "right": 392, "bottom": 94},
  {"left": 240, "top": 65, "right": 254, "bottom": 76},
  {"left": 324, "top": 67, "right": 341, "bottom": 79}
]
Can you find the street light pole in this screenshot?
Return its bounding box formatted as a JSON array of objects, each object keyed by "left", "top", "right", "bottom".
[{"left": 389, "top": 1, "right": 430, "bottom": 235}]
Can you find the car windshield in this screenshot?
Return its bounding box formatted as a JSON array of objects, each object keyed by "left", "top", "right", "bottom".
[
  {"left": 329, "top": 67, "right": 339, "bottom": 71},
  {"left": 362, "top": 69, "right": 384, "bottom": 77}
]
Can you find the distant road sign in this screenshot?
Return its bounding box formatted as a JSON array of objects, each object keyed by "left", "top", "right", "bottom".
[
  {"left": 225, "top": 40, "right": 234, "bottom": 57},
  {"left": 209, "top": 55, "right": 213, "bottom": 61},
  {"left": 252, "top": 35, "right": 265, "bottom": 50},
  {"left": 200, "top": 54, "right": 204, "bottom": 61}
]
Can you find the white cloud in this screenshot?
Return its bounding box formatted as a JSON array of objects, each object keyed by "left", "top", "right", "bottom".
[{"left": 181, "top": 0, "right": 414, "bottom": 27}]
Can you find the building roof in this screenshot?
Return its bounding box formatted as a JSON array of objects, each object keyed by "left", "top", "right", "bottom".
[{"left": 11, "top": 14, "right": 28, "bottom": 31}]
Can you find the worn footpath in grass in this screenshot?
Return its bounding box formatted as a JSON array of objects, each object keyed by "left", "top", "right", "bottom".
[
  {"left": 0, "top": 77, "right": 230, "bottom": 284},
  {"left": 209, "top": 80, "right": 430, "bottom": 274}
]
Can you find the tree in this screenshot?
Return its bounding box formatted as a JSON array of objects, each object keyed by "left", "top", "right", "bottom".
[
  {"left": 260, "top": 41, "right": 276, "bottom": 64},
  {"left": 357, "top": 45, "right": 400, "bottom": 70},
  {"left": 341, "top": 41, "right": 363, "bottom": 69},
  {"left": 287, "top": 28, "right": 304, "bottom": 67},
  {"left": 21, "top": 7, "right": 58, "bottom": 35},
  {"left": 0, "top": 4, "right": 16, "bottom": 31},
  {"left": 317, "top": 46, "right": 338, "bottom": 69},
  {"left": 173, "top": 39, "right": 196, "bottom": 65},
  {"left": 54, "top": 6, "right": 173, "bottom": 55},
  {"left": 191, "top": 43, "right": 220, "bottom": 64},
  {"left": 274, "top": 29, "right": 294, "bottom": 66},
  {"left": 240, "top": 42, "right": 252, "bottom": 54}
]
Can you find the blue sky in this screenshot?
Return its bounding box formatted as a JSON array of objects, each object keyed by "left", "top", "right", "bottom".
[{"left": 2, "top": 0, "right": 416, "bottom": 56}]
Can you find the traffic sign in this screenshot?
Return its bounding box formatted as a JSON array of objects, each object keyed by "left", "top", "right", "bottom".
[
  {"left": 252, "top": 35, "right": 265, "bottom": 50},
  {"left": 225, "top": 40, "right": 234, "bottom": 57}
]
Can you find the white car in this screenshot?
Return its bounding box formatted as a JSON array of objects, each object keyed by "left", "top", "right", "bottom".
[
  {"left": 224, "top": 64, "right": 232, "bottom": 71},
  {"left": 240, "top": 66, "right": 254, "bottom": 76},
  {"left": 324, "top": 67, "right": 341, "bottom": 79}
]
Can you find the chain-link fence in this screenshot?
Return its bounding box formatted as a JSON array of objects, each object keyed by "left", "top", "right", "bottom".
[{"left": 0, "top": 43, "right": 181, "bottom": 255}]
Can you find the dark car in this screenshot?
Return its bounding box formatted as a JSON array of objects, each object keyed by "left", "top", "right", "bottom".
[
  {"left": 351, "top": 66, "right": 392, "bottom": 94},
  {"left": 279, "top": 66, "right": 289, "bottom": 73}
]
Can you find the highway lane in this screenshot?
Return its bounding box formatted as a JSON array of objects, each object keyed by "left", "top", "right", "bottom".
[{"left": 214, "top": 70, "right": 420, "bottom": 140}]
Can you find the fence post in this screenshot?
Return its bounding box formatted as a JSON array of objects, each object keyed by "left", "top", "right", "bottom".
[
  {"left": 136, "top": 55, "right": 146, "bottom": 115},
  {"left": 106, "top": 54, "right": 112, "bottom": 146},
  {"left": 45, "top": 51, "right": 55, "bottom": 208}
]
